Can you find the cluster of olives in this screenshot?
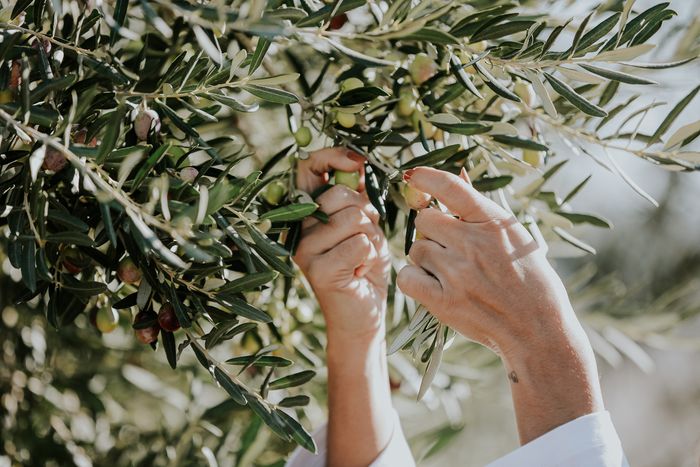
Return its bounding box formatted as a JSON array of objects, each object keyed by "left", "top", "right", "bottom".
[{"left": 62, "top": 250, "right": 179, "bottom": 343}]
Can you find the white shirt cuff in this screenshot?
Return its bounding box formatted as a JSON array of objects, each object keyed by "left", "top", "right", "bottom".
[
  {"left": 285, "top": 409, "right": 415, "bottom": 467},
  {"left": 486, "top": 411, "right": 629, "bottom": 467}
]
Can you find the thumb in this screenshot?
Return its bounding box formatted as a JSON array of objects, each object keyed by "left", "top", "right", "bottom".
[
  {"left": 396, "top": 265, "right": 442, "bottom": 309},
  {"left": 297, "top": 147, "right": 365, "bottom": 193}
]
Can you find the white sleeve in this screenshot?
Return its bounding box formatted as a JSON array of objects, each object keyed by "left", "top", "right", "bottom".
[
  {"left": 486, "top": 411, "right": 629, "bottom": 467},
  {"left": 285, "top": 409, "right": 415, "bottom": 467}
]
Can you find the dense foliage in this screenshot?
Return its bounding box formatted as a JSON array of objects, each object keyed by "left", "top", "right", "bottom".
[{"left": 1, "top": 0, "right": 699, "bottom": 464}]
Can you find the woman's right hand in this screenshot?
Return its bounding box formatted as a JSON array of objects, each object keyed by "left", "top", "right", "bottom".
[{"left": 397, "top": 166, "right": 604, "bottom": 444}]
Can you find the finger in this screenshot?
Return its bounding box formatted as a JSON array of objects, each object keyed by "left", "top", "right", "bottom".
[
  {"left": 303, "top": 184, "right": 379, "bottom": 229},
  {"left": 354, "top": 239, "right": 379, "bottom": 278},
  {"left": 404, "top": 167, "right": 508, "bottom": 223},
  {"left": 408, "top": 239, "right": 449, "bottom": 279},
  {"left": 298, "top": 206, "right": 381, "bottom": 256},
  {"left": 396, "top": 264, "right": 443, "bottom": 307},
  {"left": 296, "top": 147, "right": 365, "bottom": 193},
  {"left": 414, "top": 208, "right": 462, "bottom": 247},
  {"left": 310, "top": 233, "right": 373, "bottom": 286},
  {"left": 459, "top": 166, "right": 471, "bottom": 184}
]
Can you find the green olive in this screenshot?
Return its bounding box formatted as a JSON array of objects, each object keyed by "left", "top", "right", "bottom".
[
  {"left": 0, "top": 90, "right": 12, "bottom": 105},
  {"left": 96, "top": 306, "right": 120, "bottom": 333},
  {"left": 294, "top": 126, "right": 312, "bottom": 147},
  {"left": 263, "top": 180, "right": 287, "bottom": 205},
  {"left": 336, "top": 111, "right": 356, "bottom": 128},
  {"left": 335, "top": 170, "right": 361, "bottom": 190},
  {"left": 408, "top": 53, "right": 437, "bottom": 85},
  {"left": 411, "top": 110, "right": 436, "bottom": 138},
  {"left": 523, "top": 149, "right": 545, "bottom": 167},
  {"left": 341, "top": 77, "right": 364, "bottom": 92},
  {"left": 397, "top": 90, "right": 415, "bottom": 117},
  {"left": 401, "top": 183, "right": 432, "bottom": 210}
]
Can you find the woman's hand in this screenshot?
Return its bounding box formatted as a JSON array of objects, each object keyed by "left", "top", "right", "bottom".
[
  {"left": 397, "top": 166, "right": 604, "bottom": 444},
  {"left": 293, "top": 148, "right": 395, "bottom": 467},
  {"left": 294, "top": 148, "right": 390, "bottom": 340}
]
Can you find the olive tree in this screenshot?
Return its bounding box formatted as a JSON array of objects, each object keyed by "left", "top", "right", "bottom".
[{"left": 1, "top": 0, "right": 699, "bottom": 464}]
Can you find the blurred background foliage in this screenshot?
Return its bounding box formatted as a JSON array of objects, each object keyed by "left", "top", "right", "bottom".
[{"left": 1, "top": 0, "right": 700, "bottom": 466}]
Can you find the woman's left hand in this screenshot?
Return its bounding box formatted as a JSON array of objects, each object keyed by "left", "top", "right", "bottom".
[{"left": 294, "top": 148, "right": 391, "bottom": 341}]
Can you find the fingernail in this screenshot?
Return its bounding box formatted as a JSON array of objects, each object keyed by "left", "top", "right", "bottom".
[
  {"left": 460, "top": 167, "right": 471, "bottom": 184},
  {"left": 403, "top": 168, "right": 417, "bottom": 182}
]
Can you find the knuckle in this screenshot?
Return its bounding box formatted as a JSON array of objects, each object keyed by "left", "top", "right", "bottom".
[
  {"left": 445, "top": 176, "right": 464, "bottom": 195},
  {"left": 408, "top": 240, "right": 428, "bottom": 261},
  {"left": 345, "top": 206, "right": 365, "bottom": 224}
]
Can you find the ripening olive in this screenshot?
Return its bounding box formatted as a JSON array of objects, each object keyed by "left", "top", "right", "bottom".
[
  {"left": 157, "top": 303, "right": 181, "bottom": 332},
  {"left": 117, "top": 256, "right": 142, "bottom": 285},
  {"left": 336, "top": 111, "right": 356, "bottom": 128},
  {"left": 335, "top": 171, "right": 361, "bottom": 190},
  {"left": 401, "top": 183, "right": 432, "bottom": 210},
  {"left": 294, "top": 126, "right": 312, "bottom": 147},
  {"left": 341, "top": 77, "right": 364, "bottom": 93},
  {"left": 408, "top": 53, "right": 437, "bottom": 85},
  {"left": 263, "top": 180, "right": 287, "bottom": 206},
  {"left": 397, "top": 89, "right": 416, "bottom": 117},
  {"left": 133, "top": 310, "right": 160, "bottom": 344},
  {"left": 132, "top": 109, "right": 161, "bottom": 142}
]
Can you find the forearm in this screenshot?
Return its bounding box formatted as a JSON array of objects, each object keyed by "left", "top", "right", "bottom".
[
  {"left": 326, "top": 326, "right": 394, "bottom": 467},
  {"left": 503, "top": 318, "right": 604, "bottom": 445}
]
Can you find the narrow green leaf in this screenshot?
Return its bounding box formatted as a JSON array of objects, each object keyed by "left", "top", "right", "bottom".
[
  {"left": 492, "top": 135, "right": 548, "bottom": 151},
  {"left": 269, "top": 370, "right": 316, "bottom": 390},
  {"left": 214, "top": 367, "right": 248, "bottom": 405},
  {"left": 46, "top": 232, "right": 94, "bottom": 246},
  {"left": 243, "top": 85, "right": 299, "bottom": 104},
  {"left": 578, "top": 64, "right": 656, "bottom": 85},
  {"left": 226, "top": 355, "right": 293, "bottom": 367},
  {"left": 473, "top": 175, "right": 513, "bottom": 192},
  {"left": 47, "top": 209, "right": 90, "bottom": 233},
  {"left": 576, "top": 13, "right": 621, "bottom": 53},
  {"left": 110, "top": 0, "right": 129, "bottom": 45},
  {"left": 544, "top": 72, "right": 607, "bottom": 117},
  {"left": 400, "top": 145, "right": 461, "bottom": 170},
  {"left": 20, "top": 239, "right": 36, "bottom": 293},
  {"left": 430, "top": 122, "right": 492, "bottom": 136},
  {"left": 96, "top": 104, "right": 127, "bottom": 163},
  {"left": 473, "top": 61, "right": 521, "bottom": 102},
  {"left": 162, "top": 330, "right": 177, "bottom": 369},
  {"left": 167, "top": 285, "right": 192, "bottom": 328},
  {"left": 556, "top": 212, "right": 612, "bottom": 228},
  {"left": 278, "top": 395, "right": 310, "bottom": 408},
  {"left": 276, "top": 409, "right": 317, "bottom": 453},
  {"left": 472, "top": 20, "right": 534, "bottom": 41},
  {"left": 260, "top": 203, "right": 318, "bottom": 222},
  {"left": 648, "top": 84, "right": 700, "bottom": 146},
  {"left": 405, "top": 27, "right": 459, "bottom": 45},
  {"left": 250, "top": 37, "right": 271, "bottom": 74},
  {"left": 553, "top": 227, "right": 596, "bottom": 254},
  {"left": 225, "top": 297, "right": 273, "bottom": 323},
  {"left": 337, "top": 86, "right": 389, "bottom": 106},
  {"left": 217, "top": 271, "right": 277, "bottom": 294}
]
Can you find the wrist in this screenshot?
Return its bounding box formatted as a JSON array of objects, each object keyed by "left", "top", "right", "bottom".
[
  {"left": 500, "top": 322, "right": 604, "bottom": 444},
  {"left": 326, "top": 323, "right": 385, "bottom": 361}
]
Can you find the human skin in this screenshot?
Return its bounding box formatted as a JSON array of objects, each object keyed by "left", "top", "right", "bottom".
[
  {"left": 294, "top": 148, "right": 394, "bottom": 467},
  {"left": 397, "top": 166, "right": 604, "bottom": 444},
  {"left": 294, "top": 149, "right": 604, "bottom": 464}
]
